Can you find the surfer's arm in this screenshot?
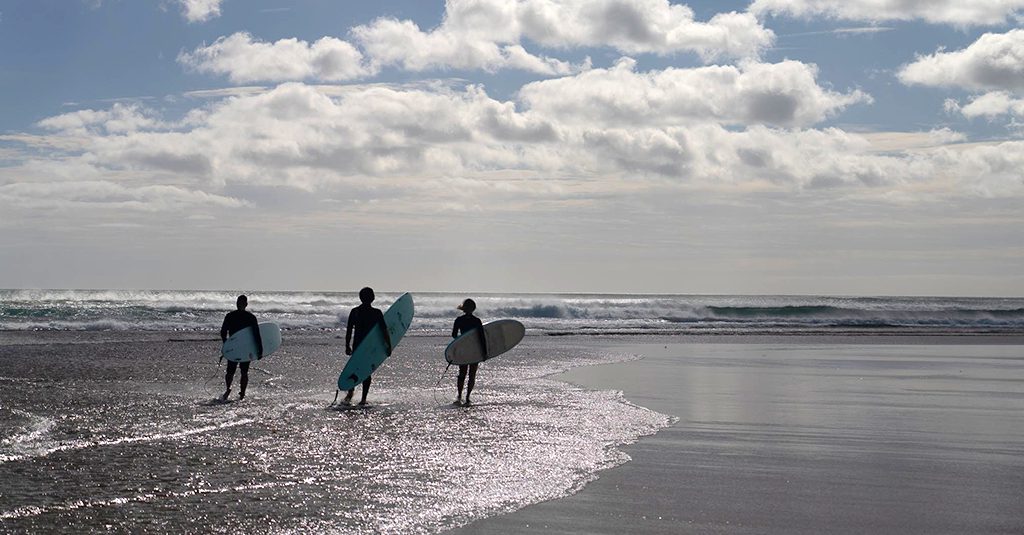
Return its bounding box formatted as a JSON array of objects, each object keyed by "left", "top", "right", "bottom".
[{"left": 345, "top": 309, "right": 355, "bottom": 355}]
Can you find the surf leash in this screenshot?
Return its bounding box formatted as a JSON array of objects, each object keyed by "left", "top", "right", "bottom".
[{"left": 431, "top": 362, "right": 454, "bottom": 405}]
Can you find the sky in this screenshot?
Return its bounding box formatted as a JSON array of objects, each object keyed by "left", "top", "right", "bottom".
[{"left": 1, "top": 0, "right": 1023, "bottom": 296}]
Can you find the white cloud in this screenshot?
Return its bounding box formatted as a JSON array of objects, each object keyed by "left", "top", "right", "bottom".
[
  {"left": 351, "top": 16, "right": 580, "bottom": 75},
  {"left": 954, "top": 91, "right": 1024, "bottom": 119},
  {"left": 750, "top": 0, "right": 1024, "bottom": 26},
  {"left": 858, "top": 129, "right": 967, "bottom": 152},
  {"left": 0, "top": 181, "right": 245, "bottom": 212},
  {"left": 7, "top": 79, "right": 1022, "bottom": 207},
  {"left": 898, "top": 30, "right": 1024, "bottom": 93},
  {"left": 518, "top": 57, "right": 870, "bottom": 128},
  {"left": 178, "top": 1, "right": 773, "bottom": 82},
  {"left": 179, "top": 0, "right": 223, "bottom": 23},
  {"left": 37, "top": 103, "right": 165, "bottom": 135},
  {"left": 179, "top": 32, "right": 373, "bottom": 83},
  {"left": 353, "top": 0, "right": 774, "bottom": 71}
]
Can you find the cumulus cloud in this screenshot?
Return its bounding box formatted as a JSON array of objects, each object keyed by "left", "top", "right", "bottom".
[
  {"left": 950, "top": 91, "right": 1024, "bottom": 119},
  {"left": 352, "top": 17, "right": 579, "bottom": 75},
  {"left": 179, "top": 32, "right": 373, "bottom": 83},
  {"left": 178, "top": 0, "right": 223, "bottom": 23},
  {"left": 178, "top": 1, "right": 774, "bottom": 81},
  {"left": 37, "top": 103, "right": 165, "bottom": 135},
  {"left": 8, "top": 78, "right": 1022, "bottom": 205},
  {"left": 517, "top": 57, "right": 870, "bottom": 128},
  {"left": 898, "top": 30, "right": 1024, "bottom": 93},
  {"left": 750, "top": 0, "right": 1024, "bottom": 26},
  {"left": 353, "top": 0, "right": 773, "bottom": 72}
]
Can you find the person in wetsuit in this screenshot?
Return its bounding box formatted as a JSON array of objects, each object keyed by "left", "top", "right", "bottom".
[
  {"left": 344, "top": 287, "right": 392, "bottom": 405},
  {"left": 220, "top": 294, "right": 262, "bottom": 401},
  {"left": 452, "top": 298, "right": 487, "bottom": 405}
]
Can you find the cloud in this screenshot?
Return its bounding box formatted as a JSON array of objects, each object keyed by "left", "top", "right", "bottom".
[
  {"left": 37, "top": 103, "right": 165, "bottom": 135},
  {"left": 178, "top": 0, "right": 223, "bottom": 23},
  {"left": 750, "top": 0, "right": 1024, "bottom": 26},
  {"left": 179, "top": 32, "right": 373, "bottom": 83},
  {"left": 949, "top": 91, "right": 1024, "bottom": 119},
  {"left": 351, "top": 17, "right": 579, "bottom": 75},
  {"left": 898, "top": 29, "right": 1024, "bottom": 93},
  {"left": 353, "top": 0, "right": 774, "bottom": 71},
  {"left": 782, "top": 26, "right": 895, "bottom": 37},
  {"left": 178, "top": 1, "right": 774, "bottom": 82},
  {"left": 7, "top": 78, "right": 1022, "bottom": 207},
  {"left": 517, "top": 57, "right": 870, "bottom": 128},
  {"left": 0, "top": 181, "right": 245, "bottom": 212}
]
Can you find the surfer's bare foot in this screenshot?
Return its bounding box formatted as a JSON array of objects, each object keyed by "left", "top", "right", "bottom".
[
  {"left": 238, "top": 391, "right": 245, "bottom": 400},
  {"left": 464, "top": 397, "right": 472, "bottom": 406},
  {"left": 221, "top": 389, "right": 231, "bottom": 401}
]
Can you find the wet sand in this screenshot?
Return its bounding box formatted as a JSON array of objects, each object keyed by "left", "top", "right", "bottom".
[{"left": 451, "top": 336, "right": 1024, "bottom": 534}]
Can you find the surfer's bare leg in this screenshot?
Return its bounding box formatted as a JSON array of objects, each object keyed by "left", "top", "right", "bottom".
[
  {"left": 465, "top": 363, "right": 478, "bottom": 404},
  {"left": 239, "top": 362, "right": 249, "bottom": 400},
  {"left": 223, "top": 361, "right": 238, "bottom": 400},
  {"left": 344, "top": 389, "right": 354, "bottom": 403},
  {"left": 359, "top": 376, "right": 371, "bottom": 405},
  {"left": 456, "top": 365, "right": 468, "bottom": 402}
]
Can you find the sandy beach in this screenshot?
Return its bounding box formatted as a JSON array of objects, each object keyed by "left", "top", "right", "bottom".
[
  {"left": 453, "top": 335, "right": 1024, "bottom": 534},
  {"left": 2, "top": 329, "right": 1023, "bottom": 533}
]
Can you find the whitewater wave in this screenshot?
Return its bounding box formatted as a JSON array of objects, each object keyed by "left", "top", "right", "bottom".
[{"left": 1, "top": 290, "right": 1023, "bottom": 333}]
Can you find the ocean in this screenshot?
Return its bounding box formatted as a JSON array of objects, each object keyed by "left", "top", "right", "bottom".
[
  {"left": 2, "top": 290, "right": 1023, "bottom": 334},
  {"left": 1, "top": 291, "right": 1022, "bottom": 533}
]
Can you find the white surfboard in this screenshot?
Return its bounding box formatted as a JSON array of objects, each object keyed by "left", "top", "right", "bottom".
[
  {"left": 445, "top": 319, "right": 525, "bottom": 365},
  {"left": 222, "top": 323, "right": 282, "bottom": 363}
]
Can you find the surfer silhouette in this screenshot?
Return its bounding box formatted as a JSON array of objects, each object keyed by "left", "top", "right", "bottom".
[
  {"left": 452, "top": 298, "right": 487, "bottom": 405},
  {"left": 344, "top": 287, "right": 392, "bottom": 405},
  {"left": 220, "top": 294, "right": 262, "bottom": 401}
]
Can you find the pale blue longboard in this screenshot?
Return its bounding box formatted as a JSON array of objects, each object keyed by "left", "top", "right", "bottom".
[
  {"left": 222, "top": 323, "right": 282, "bottom": 363},
  {"left": 337, "top": 293, "right": 414, "bottom": 391}
]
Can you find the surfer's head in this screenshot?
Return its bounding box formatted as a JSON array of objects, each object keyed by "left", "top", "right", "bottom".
[
  {"left": 236, "top": 295, "right": 248, "bottom": 310},
  {"left": 359, "top": 287, "right": 375, "bottom": 304},
  {"left": 458, "top": 298, "right": 476, "bottom": 314}
]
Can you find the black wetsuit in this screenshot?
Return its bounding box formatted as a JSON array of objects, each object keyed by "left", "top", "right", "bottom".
[
  {"left": 348, "top": 305, "right": 386, "bottom": 352},
  {"left": 452, "top": 314, "right": 485, "bottom": 401},
  {"left": 346, "top": 304, "right": 388, "bottom": 393},
  {"left": 221, "top": 309, "right": 261, "bottom": 397},
  {"left": 452, "top": 314, "right": 483, "bottom": 341}
]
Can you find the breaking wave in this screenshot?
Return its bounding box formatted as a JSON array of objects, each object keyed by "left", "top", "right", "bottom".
[{"left": 1, "top": 290, "right": 1023, "bottom": 334}]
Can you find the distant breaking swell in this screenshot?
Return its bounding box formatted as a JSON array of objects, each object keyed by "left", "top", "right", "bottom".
[
  {"left": 662, "top": 306, "right": 1024, "bottom": 327},
  {"left": 1, "top": 290, "right": 1024, "bottom": 332}
]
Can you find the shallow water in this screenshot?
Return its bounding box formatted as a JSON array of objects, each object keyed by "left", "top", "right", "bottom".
[
  {"left": 458, "top": 341, "right": 1024, "bottom": 534},
  {"left": 0, "top": 333, "right": 669, "bottom": 533}
]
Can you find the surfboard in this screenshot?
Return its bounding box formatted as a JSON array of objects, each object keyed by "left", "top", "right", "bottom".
[
  {"left": 445, "top": 319, "right": 525, "bottom": 365},
  {"left": 222, "top": 323, "right": 282, "bottom": 363},
  {"left": 337, "top": 293, "right": 414, "bottom": 391}
]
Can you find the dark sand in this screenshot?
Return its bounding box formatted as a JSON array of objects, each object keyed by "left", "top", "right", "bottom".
[{"left": 451, "top": 335, "right": 1024, "bottom": 534}]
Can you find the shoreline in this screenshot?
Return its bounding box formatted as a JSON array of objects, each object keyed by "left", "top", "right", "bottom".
[{"left": 448, "top": 334, "right": 1024, "bottom": 534}]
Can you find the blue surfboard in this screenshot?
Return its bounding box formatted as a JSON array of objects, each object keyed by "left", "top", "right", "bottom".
[{"left": 337, "top": 293, "right": 414, "bottom": 391}]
